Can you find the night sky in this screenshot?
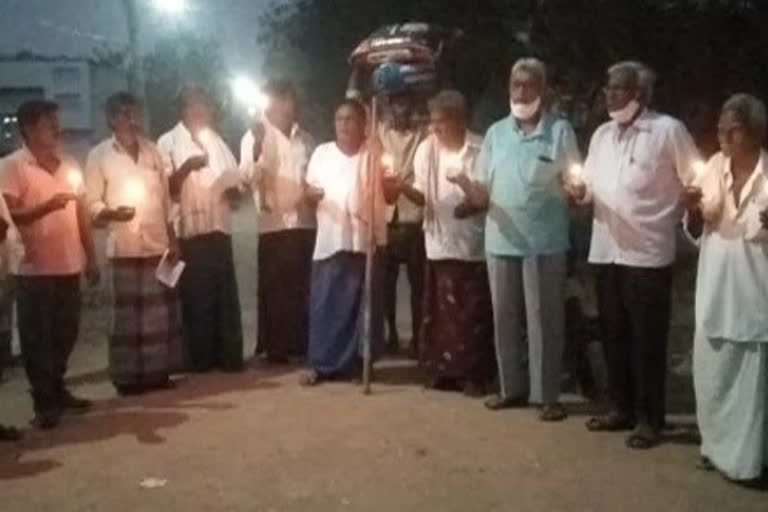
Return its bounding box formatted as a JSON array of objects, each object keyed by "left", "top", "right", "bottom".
[{"left": 0, "top": 0, "right": 282, "bottom": 71}]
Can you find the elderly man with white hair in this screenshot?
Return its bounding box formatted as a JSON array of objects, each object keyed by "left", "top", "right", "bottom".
[
  {"left": 684, "top": 93, "right": 768, "bottom": 482},
  {"left": 566, "top": 61, "right": 701, "bottom": 449},
  {"left": 454, "top": 58, "right": 580, "bottom": 421}
]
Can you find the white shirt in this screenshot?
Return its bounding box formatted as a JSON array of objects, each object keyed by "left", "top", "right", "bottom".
[
  {"left": 157, "top": 123, "right": 238, "bottom": 239},
  {"left": 239, "top": 121, "right": 316, "bottom": 234},
  {"left": 305, "top": 142, "right": 387, "bottom": 261},
  {"left": 583, "top": 110, "right": 700, "bottom": 267},
  {"left": 85, "top": 137, "right": 171, "bottom": 259},
  {"left": 413, "top": 132, "right": 485, "bottom": 261},
  {"left": 695, "top": 151, "right": 768, "bottom": 343}
]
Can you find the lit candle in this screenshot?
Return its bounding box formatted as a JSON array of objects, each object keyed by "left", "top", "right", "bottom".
[
  {"left": 568, "top": 163, "right": 583, "bottom": 185},
  {"left": 381, "top": 153, "right": 395, "bottom": 176},
  {"left": 66, "top": 169, "right": 84, "bottom": 193},
  {"left": 692, "top": 160, "right": 706, "bottom": 186},
  {"left": 123, "top": 178, "right": 145, "bottom": 207}
]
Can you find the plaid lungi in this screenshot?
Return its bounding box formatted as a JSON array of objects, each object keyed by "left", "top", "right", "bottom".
[{"left": 109, "top": 256, "right": 183, "bottom": 388}]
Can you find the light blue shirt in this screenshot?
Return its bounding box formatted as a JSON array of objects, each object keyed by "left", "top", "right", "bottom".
[{"left": 475, "top": 113, "right": 581, "bottom": 257}]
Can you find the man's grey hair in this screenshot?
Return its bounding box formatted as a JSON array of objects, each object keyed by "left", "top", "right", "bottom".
[
  {"left": 722, "top": 93, "right": 767, "bottom": 145},
  {"left": 608, "top": 61, "right": 656, "bottom": 102},
  {"left": 427, "top": 89, "right": 468, "bottom": 121},
  {"left": 511, "top": 57, "right": 547, "bottom": 87}
]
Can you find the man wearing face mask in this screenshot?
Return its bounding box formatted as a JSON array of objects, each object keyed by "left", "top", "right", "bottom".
[
  {"left": 565, "top": 61, "right": 700, "bottom": 449},
  {"left": 453, "top": 58, "right": 580, "bottom": 422}
]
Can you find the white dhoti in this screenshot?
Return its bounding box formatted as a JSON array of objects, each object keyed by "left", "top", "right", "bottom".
[{"left": 694, "top": 331, "right": 768, "bottom": 481}]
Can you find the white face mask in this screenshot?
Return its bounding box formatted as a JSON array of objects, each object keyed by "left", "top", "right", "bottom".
[
  {"left": 608, "top": 99, "right": 641, "bottom": 124},
  {"left": 510, "top": 97, "right": 541, "bottom": 121}
]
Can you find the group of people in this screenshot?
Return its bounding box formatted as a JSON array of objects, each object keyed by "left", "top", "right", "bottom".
[{"left": 0, "top": 55, "right": 766, "bottom": 485}]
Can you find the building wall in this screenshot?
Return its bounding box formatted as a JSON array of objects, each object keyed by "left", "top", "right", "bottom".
[{"left": 0, "top": 59, "right": 126, "bottom": 161}]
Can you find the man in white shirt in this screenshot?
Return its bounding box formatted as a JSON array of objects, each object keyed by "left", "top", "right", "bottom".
[
  {"left": 393, "top": 90, "right": 494, "bottom": 395},
  {"left": 566, "top": 62, "right": 700, "bottom": 448},
  {"left": 301, "top": 100, "right": 392, "bottom": 385},
  {"left": 378, "top": 94, "right": 427, "bottom": 357},
  {"left": 0, "top": 100, "right": 99, "bottom": 429},
  {"left": 240, "top": 80, "right": 316, "bottom": 363},
  {"left": 86, "top": 92, "right": 182, "bottom": 395},
  {"left": 157, "top": 87, "right": 244, "bottom": 373}
]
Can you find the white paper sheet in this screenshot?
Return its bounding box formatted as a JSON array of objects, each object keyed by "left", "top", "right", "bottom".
[{"left": 155, "top": 249, "right": 185, "bottom": 288}]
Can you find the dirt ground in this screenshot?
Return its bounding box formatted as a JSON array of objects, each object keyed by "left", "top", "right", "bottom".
[{"left": 1, "top": 206, "right": 766, "bottom": 511}]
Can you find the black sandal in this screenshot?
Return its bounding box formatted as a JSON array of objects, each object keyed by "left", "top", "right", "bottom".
[
  {"left": 0, "top": 424, "right": 21, "bottom": 441},
  {"left": 697, "top": 456, "right": 715, "bottom": 471},
  {"left": 586, "top": 413, "right": 634, "bottom": 432},
  {"left": 625, "top": 425, "right": 658, "bottom": 450}
]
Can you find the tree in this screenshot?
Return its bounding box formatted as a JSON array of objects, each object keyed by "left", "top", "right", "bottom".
[
  {"left": 142, "top": 31, "right": 240, "bottom": 144},
  {"left": 259, "top": 0, "right": 768, "bottom": 142}
]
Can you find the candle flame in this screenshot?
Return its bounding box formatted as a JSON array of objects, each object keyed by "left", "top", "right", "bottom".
[
  {"left": 381, "top": 153, "right": 394, "bottom": 169},
  {"left": 67, "top": 169, "right": 83, "bottom": 191},
  {"left": 124, "top": 179, "right": 145, "bottom": 206},
  {"left": 693, "top": 160, "right": 706, "bottom": 177},
  {"left": 569, "top": 163, "right": 583, "bottom": 178}
]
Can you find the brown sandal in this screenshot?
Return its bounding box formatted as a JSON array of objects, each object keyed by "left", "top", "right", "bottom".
[
  {"left": 539, "top": 403, "right": 568, "bottom": 422},
  {"left": 586, "top": 413, "right": 634, "bottom": 432}
]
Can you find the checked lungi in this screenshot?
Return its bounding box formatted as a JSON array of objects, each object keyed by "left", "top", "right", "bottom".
[{"left": 109, "top": 256, "right": 183, "bottom": 388}]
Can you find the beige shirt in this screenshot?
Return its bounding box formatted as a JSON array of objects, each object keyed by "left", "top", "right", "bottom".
[
  {"left": 85, "top": 137, "right": 172, "bottom": 259},
  {"left": 157, "top": 123, "right": 238, "bottom": 239},
  {"left": 239, "top": 121, "right": 316, "bottom": 234},
  {"left": 413, "top": 132, "right": 485, "bottom": 261},
  {"left": 378, "top": 123, "right": 425, "bottom": 224},
  {"left": 0, "top": 147, "right": 84, "bottom": 276}
]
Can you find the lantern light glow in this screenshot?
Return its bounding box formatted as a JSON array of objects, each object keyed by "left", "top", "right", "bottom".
[{"left": 231, "top": 75, "right": 270, "bottom": 115}]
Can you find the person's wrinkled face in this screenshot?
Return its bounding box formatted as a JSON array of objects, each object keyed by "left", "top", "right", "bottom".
[
  {"left": 182, "top": 93, "right": 214, "bottom": 131},
  {"left": 430, "top": 108, "right": 462, "bottom": 145},
  {"left": 27, "top": 111, "right": 61, "bottom": 149},
  {"left": 268, "top": 95, "right": 297, "bottom": 126},
  {"left": 603, "top": 71, "right": 640, "bottom": 113},
  {"left": 335, "top": 104, "right": 365, "bottom": 147},
  {"left": 717, "top": 109, "right": 749, "bottom": 158},
  {"left": 509, "top": 69, "right": 543, "bottom": 105},
  {"left": 391, "top": 96, "right": 413, "bottom": 126},
  {"left": 110, "top": 104, "right": 142, "bottom": 145}
]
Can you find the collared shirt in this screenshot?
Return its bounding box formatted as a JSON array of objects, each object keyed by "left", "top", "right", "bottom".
[
  {"left": 413, "top": 132, "right": 485, "bottom": 261},
  {"left": 695, "top": 150, "right": 768, "bottom": 343},
  {"left": 157, "top": 123, "right": 238, "bottom": 239},
  {"left": 239, "top": 120, "right": 316, "bottom": 234},
  {"left": 583, "top": 110, "right": 700, "bottom": 267},
  {"left": 0, "top": 147, "right": 84, "bottom": 276},
  {"left": 305, "top": 142, "right": 387, "bottom": 261},
  {"left": 85, "top": 136, "right": 172, "bottom": 259},
  {"left": 475, "top": 113, "right": 581, "bottom": 257},
  {"left": 378, "top": 123, "right": 426, "bottom": 224}
]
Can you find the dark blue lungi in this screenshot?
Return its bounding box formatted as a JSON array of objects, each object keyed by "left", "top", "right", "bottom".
[{"left": 308, "top": 250, "right": 384, "bottom": 376}]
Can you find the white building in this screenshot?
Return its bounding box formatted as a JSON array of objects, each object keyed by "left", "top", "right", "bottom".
[{"left": 0, "top": 57, "right": 126, "bottom": 160}]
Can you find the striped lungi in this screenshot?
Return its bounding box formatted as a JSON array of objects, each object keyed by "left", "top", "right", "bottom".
[{"left": 109, "top": 256, "right": 183, "bottom": 388}]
